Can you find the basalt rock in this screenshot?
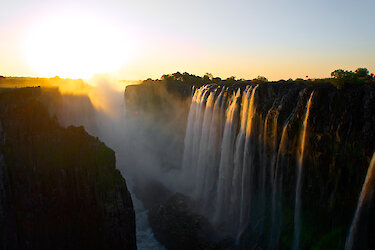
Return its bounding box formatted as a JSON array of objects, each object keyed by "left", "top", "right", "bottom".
[
  {"left": 0, "top": 88, "right": 137, "bottom": 250},
  {"left": 148, "top": 193, "right": 236, "bottom": 250}
]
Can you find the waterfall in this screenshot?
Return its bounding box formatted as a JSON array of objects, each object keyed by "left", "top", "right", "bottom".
[
  {"left": 195, "top": 91, "right": 216, "bottom": 198},
  {"left": 181, "top": 85, "right": 228, "bottom": 208},
  {"left": 181, "top": 84, "right": 306, "bottom": 246},
  {"left": 231, "top": 86, "right": 253, "bottom": 230},
  {"left": 238, "top": 85, "right": 258, "bottom": 235},
  {"left": 345, "top": 152, "right": 375, "bottom": 250},
  {"left": 269, "top": 123, "right": 289, "bottom": 249},
  {"left": 215, "top": 88, "right": 242, "bottom": 224},
  {"left": 292, "top": 91, "right": 314, "bottom": 250},
  {"left": 269, "top": 90, "right": 303, "bottom": 249},
  {"left": 201, "top": 88, "right": 226, "bottom": 212},
  {"left": 180, "top": 84, "right": 374, "bottom": 249},
  {"left": 181, "top": 85, "right": 212, "bottom": 192}
]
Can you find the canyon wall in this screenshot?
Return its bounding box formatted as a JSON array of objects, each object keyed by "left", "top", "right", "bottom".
[
  {"left": 0, "top": 88, "right": 137, "bottom": 250},
  {"left": 182, "top": 82, "right": 375, "bottom": 249},
  {"left": 126, "top": 81, "right": 375, "bottom": 250}
]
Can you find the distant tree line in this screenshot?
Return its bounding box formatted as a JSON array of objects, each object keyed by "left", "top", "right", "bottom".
[
  {"left": 141, "top": 72, "right": 268, "bottom": 87},
  {"left": 141, "top": 68, "right": 374, "bottom": 89}
]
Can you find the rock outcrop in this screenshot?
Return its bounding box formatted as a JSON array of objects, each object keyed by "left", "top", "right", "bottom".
[
  {"left": 148, "top": 193, "right": 235, "bottom": 250},
  {"left": 0, "top": 88, "right": 137, "bottom": 250}
]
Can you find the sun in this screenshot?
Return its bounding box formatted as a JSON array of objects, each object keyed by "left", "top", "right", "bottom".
[{"left": 24, "top": 12, "right": 134, "bottom": 79}]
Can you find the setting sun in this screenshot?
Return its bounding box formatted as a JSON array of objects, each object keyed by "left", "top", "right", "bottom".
[{"left": 23, "top": 11, "right": 134, "bottom": 79}]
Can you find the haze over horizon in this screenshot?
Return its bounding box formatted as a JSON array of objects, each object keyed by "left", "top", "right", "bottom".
[{"left": 1, "top": 0, "right": 374, "bottom": 81}]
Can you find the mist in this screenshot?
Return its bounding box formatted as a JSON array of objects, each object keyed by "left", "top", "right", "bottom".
[
  {"left": 48, "top": 75, "right": 191, "bottom": 249},
  {"left": 50, "top": 74, "right": 188, "bottom": 190}
]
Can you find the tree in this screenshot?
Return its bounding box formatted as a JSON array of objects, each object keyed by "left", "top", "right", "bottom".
[
  {"left": 252, "top": 76, "right": 268, "bottom": 83},
  {"left": 330, "top": 68, "right": 374, "bottom": 89},
  {"left": 212, "top": 77, "right": 222, "bottom": 84},
  {"left": 355, "top": 68, "right": 369, "bottom": 78},
  {"left": 203, "top": 73, "right": 213, "bottom": 84},
  {"left": 224, "top": 76, "right": 236, "bottom": 84},
  {"left": 330, "top": 69, "right": 353, "bottom": 89},
  {"left": 256, "top": 76, "right": 268, "bottom": 82},
  {"left": 331, "top": 69, "right": 351, "bottom": 79},
  {"left": 204, "top": 73, "right": 213, "bottom": 81}
]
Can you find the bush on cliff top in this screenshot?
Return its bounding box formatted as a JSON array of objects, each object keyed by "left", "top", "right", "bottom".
[{"left": 330, "top": 68, "right": 374, "bottom": 89}]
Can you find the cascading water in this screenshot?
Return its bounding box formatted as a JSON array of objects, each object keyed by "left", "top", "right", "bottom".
[
  {"left": 345, "top": 152, "right": 375, "bottom": 250},
  {"left": 182, "top": 84, "right": 277, "bottom": 240},
  {"left": 292, "top": 91, "right": 314, "bottom": 250},
  {"left": 180, "top": 84, "right": 337, "bottom": 249},
  {"left": 231, "top": 85, "right": 253, "bottom": 231},
  {"left": 181, "top": 85, "right": 213, "bottom": 193},
  {"left": 269, "top": 122, "right": 289, "bottom": 249},
  {"left": 195, "top": 91, "right": 216, "bottom": 198},
  {"left": 238, "top": 85, "right": 258, "bottom": 236},
  {"left": 268, "top": 89, "right": 306, "bottom": 249},
  {"left": 215, "top": 88, "right": 242, "bottom": 224},
  {"left": 201, "top": 88, "right": 226, "bottom": 212}
]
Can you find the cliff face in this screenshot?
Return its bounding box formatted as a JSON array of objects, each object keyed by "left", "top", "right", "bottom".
[
  {"left": 38, "top": 87, "right": 98, "bottom": 135},
  {"left": 125, "top": 81, "right": 375, "bottom": 249},
  {"left": 0, "top": 88, "right": 137, "bottom": 250},
  {"left": 182, "top": 82, "right": 375, "bottom": 249}
]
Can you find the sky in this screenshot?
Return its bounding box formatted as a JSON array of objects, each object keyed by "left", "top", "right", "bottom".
[{"left": 0, "top": 0, "right": 374, "bottom": 80}]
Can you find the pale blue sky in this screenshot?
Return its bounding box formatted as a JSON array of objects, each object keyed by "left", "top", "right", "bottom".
[{"left": 1, "top": 0, "right": 374, "bottom": 80}]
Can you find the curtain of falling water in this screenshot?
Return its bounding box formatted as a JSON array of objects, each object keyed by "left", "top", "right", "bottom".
[
  {"left": 215, "top": 88, "right": 242, "bottom": 224},
  {"left": 345, "top": 152, "right": 375, "bottom": 250},
  {"left": 180, "top": 85, "right": 338, "bottom": 250},
  {"left": 292, "top": 91, "right": 314, "bottom": 250}
]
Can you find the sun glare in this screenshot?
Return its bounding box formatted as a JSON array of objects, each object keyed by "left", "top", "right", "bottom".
[{"left": 24, "top": 12, "right": 134, "bottom": 79}]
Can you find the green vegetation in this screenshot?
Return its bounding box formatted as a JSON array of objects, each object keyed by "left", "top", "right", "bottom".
[
  {"left": 142, "top": 72, "right": 248, "bottom": 87},
  {"left": 140, "top": 68, "right": 374, "bottom": 89},
  {"left": 252, "top": 75, "right": 268, "bottom": 83},
  {"left": 143, "top": 72, "right": 269, "bottom": 86},
  {"left": 330, "top": 68, "right": 374, "bottom": 89}
]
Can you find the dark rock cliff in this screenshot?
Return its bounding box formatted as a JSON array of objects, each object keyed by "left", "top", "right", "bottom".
[
  {"left": 234, "top": 82, "right": 375, "bottom": 249},
  {"left": 124, "top": 81, "right": 375, "bottom": 249},
  {"left": 0, "top": 88, "right": 137, "bottom": 250}
]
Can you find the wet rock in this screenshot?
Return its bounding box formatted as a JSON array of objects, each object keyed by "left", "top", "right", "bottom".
[{"left": 148, "top": 193, "right": 236, "bottom": 250}]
